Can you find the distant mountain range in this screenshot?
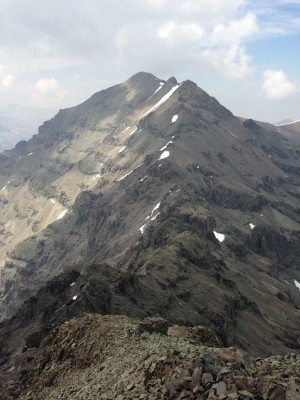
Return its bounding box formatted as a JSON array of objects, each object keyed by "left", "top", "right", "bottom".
[
  {"left": 275, "top": 119, "right": 294, "bottom": 125},
  {"left": 0, "top": 72, "right": 299, "bottom": 398},
  {"left": 275, "top": 119, "right": 300, "bottom": 145},
  {"left": 0, "top": 104, "right": 56, "bottom": 151}
]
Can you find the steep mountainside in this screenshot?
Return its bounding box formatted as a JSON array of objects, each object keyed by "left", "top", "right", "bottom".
[{"left": 0, "top": 72, "right": 300, "bottom": 358}]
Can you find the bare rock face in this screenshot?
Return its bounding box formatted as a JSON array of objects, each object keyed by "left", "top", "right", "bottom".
[
  {"left": 0, "top": 71, "right": 299, "bottom": 368},
  {"left": 168, "top": 325, "right": 220, "bottom": 347},
  {"left": 128, "top": 317, "right": 169, "bottom": 337},
  {"left": 0, "top": 314, "right": 299, "bottom": 400}
]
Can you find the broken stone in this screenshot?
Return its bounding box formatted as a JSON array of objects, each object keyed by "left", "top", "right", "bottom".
[
  {"left": 202, "top": 372, "right": 214, "bottom": 385},
  {"left": 212, "top": 381, "right": 227, "bottom": 396},
  {"left": 239, "top": 389, "right": 254, "bottom": 398}
]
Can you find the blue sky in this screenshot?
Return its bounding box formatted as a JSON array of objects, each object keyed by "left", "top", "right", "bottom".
[{"left": 0, "top": 0, "right": 299, "bottom": 123}]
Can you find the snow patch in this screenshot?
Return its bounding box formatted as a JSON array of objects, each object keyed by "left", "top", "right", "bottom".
[
  {"left": 1, "top": 186, "right": 7, "bottom": 192},
  {"left": 145, "top": 202, "right": 161, "bottom": 222},
  {"left": 122, "top": 126, "right": 130, "bottom": 133},
  {"left": 141, "top": 84, "right": 180, "bottom": 118},
  {"left": 92, "top": 174, "right": 101, "bottom": 181},
  {"left": 151, "top": 212, "right": 160, "bottom": 221},
  {"left": 119, "top": 169, "right": 134, "bottom": 181},
  {"left": 268, "top": 155, "right": 272, "bottom": 158},
  {"left": 151, "top": 202, "right": 161, "bottom": 214},
  {"left": 172, "top": 114, "right": 178, "bottom": 123},
  {"left": 27, "top": 152, "right": 33, "bottom": 156},
  {"left": 72, "top": 295, "right": 78, "bottom": 301},
  {"left": 294, "top": 279, "right": 300, "bottom": 290},
  {"left": 249, "top": 223, "right": 255, "bottom": 230},
  {"left": 70, "top": 282, "right": 75, "bottom": 287},
  {"left": 50, "top": 198, "right": 56, "bottom": 204},
  {"left": 129, "top": 127, "right": 137, "bottom": 136},
  {"left": 275, "top": 119, "right": 300, "bottom": 127},
  {"left": 119, "top": 164, "right": 142, "bottom": 181},
  {"left": 140, "top": 176, "right": 147, "bottom": 182},
  {"left": 213, "top": 231, "right": 225, "bottom": 242},
  {"left": 228, "top": 130, "right": 237, "bottom": 138},
  {"left": 147, "top": 82, "right": 164, "bottom": 101},
  {"left": 159, "top": 151, "right": 169, "bottom": 160},
  {"left": 118, "top": 146, "right": 126, "bottom": 153},
  {"left": 139, "top": 224, "right": 147, "bottom": 234},
  {"left": 159, "top": 141, "right": 173, "bottom": 151},
  {"left": 57, "top": 209, "right": 68, "bottom": 220},
  {"left": 283, "top": 280, "right": 290, "bottom": 285}
]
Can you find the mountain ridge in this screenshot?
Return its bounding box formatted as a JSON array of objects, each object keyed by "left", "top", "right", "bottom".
[{"left": 0, "top": 72, "right": 299, "bottom": 360}]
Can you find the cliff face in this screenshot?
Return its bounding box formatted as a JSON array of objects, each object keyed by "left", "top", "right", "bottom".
[{"left": 0, "top": 72, "right": 299, "bottom": 360}]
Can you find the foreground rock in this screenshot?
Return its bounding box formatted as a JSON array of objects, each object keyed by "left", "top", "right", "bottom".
[{"left": 1, "top": 314, "right": 299, "bottom": 399}]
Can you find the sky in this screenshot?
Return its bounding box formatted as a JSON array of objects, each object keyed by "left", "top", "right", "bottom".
[{"left": 0, "top": 0, "right": 299, "bottom": 123}]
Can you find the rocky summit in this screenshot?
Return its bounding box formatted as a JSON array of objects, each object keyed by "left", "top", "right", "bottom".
[
  {"left": 0, "top": 72, "right": 300, "bottom": 399},
  {"left": 1, "top": 314, "right": 300, "bottom": 399}
]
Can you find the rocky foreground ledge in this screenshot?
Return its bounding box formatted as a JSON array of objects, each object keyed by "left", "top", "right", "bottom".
[{"left": 1, "top": 314, "right": 300, "bottom": 400}]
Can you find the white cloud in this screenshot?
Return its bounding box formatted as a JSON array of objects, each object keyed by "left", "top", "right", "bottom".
[
  {"left": 0, "top": 0, "right": 256, "bottom": 83},
  {"left": 34, "top": 78, "right": 60, "bottom": 94},
  {"left": 2, "top": 74, "right": 16, "bottom": 88},
  {"left": 210, "top": 12, "right": 259, "bottom": 45},
  {"left": 32, "top": 78, "right": 67, "bottom": 107},
  {"left": 158, "top": 22, "right": 175, "bottom": 38},
  {"left": 262, "top": 69, "right": 299, "bottom": 100},
  {"left": 243, "top": 1, "right": 300, "bottom": 37},
  {"left": 195, "top": 11, "right": 258, "bottom": 78},
  {"left": 201, "top": 43, "right": 252, "bottom": 78},
  {"left": 0, "top": 0, "right": 298, "bottom": 120},
  {"left": 115, "top": 9, "right": 256, "bottom": 79},
  {"left": 158, "top": 21, "right": 204, "bottom": 40}
]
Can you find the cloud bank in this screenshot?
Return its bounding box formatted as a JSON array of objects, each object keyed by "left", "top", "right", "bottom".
[
  {"left": 0, "top": 0, "right": 257, "bottom": 81},
  {"left": 262, "top": 69, "right": 299, "bottom": 100},
  {"left": 0, "top": 0, "right": 299, "bottom": 121},
  {"left": 2, "top": 74, "right": 16, "bottom": 88}
]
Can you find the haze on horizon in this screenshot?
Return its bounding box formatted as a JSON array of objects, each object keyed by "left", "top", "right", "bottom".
[{"left": 0, "top": 0, "right": 299, "bottom": 123}]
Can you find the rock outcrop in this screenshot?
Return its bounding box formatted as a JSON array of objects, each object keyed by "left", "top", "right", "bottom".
[{"left": 1, "top": 314, "right": 299, "bottom": 400}]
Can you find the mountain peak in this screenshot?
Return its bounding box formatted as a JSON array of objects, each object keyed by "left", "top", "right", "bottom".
[
  {"left": 127, "top": 71, "right": 158, "bottom": 82},
  {"left": 166, "top": 76, "right": 178, "bottom": 85},
  {"left": 125, "top": 71, "right": 163, "bottom": 90},
  {"left": 0, "top": 71, "right": 300, "bottom": 363}
]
